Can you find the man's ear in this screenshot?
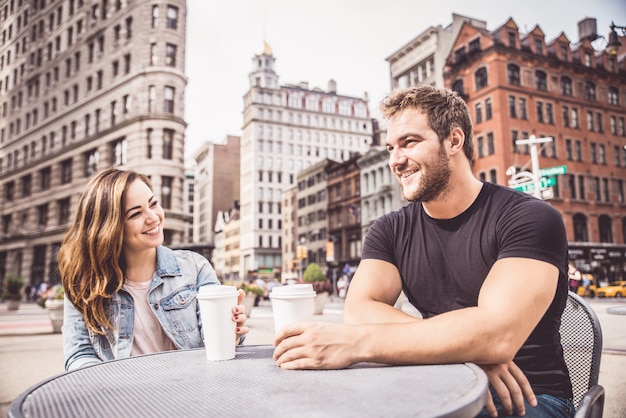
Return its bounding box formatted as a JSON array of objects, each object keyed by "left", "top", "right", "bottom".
[{"left": 448, "top": 127, "right": 465, "bottom": 155}]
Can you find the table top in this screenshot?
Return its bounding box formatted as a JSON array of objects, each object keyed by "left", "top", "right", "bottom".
[{"left": 10, "top": 345, "right": 488, "bottom": 418}]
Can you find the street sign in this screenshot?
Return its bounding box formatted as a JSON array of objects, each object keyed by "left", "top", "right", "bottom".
[
  {"left": 539, "top": 165, "right": 567, "bottom": 177},
  {"left": 512, "top": 176, "right": 556, "bottom": 193}
]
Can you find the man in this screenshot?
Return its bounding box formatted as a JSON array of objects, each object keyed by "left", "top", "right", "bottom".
[{"left": 273, "top": 86, "right": 574, "bottom": 417}]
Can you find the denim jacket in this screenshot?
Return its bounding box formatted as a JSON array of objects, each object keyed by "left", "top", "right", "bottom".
[{"left": 63, "top": 246, "right": 219, "bottom": 371}]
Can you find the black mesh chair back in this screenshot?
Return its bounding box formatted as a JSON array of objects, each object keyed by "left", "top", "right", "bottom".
[{"left": 559, "top": 291, "right": 603, "bottom": 411}]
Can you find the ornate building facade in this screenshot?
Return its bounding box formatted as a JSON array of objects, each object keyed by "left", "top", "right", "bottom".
[{"left": 0, "top": 0, "right": 189, "bottom": 286}]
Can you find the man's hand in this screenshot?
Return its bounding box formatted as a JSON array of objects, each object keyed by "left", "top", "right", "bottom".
[
  {"left": 273, "top": 322, "right": 359, "bottom": 369},
  {"left": 480, "top": 361, "right": 536, "bottom": 417}
]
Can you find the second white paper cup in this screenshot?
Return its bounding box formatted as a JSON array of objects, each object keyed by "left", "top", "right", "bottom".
[
  {"left": 197, "top": 285, "right": 238, "bottom": 361},
  {"left": 269, "top": 284, "right": 316, "bottom": 333}
]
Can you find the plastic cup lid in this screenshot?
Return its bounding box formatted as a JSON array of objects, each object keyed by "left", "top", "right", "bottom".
[
  {"left": 270, "top": 283, "right": 316, "bottom": 298},
  {"left": 197, "top": 285, "right": 239, "bottom": 298}
]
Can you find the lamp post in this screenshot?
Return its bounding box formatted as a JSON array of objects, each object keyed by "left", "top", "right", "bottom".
[{"left": 606, "top": 22, "right": 626, "bottom": 55}]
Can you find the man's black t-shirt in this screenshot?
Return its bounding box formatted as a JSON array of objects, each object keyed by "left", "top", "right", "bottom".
[{"left": 362, "top": 182, "right": 572, "bottom": 399}]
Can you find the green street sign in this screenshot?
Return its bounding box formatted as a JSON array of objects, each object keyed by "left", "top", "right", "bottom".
[
  {"left": 513, "top": 177, "right": 556, "bottom": 193},
  {"left": 539, "top": 165, "right": 567, "bottom": 177}
]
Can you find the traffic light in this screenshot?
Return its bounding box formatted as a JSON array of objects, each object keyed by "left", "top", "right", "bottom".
[{"left": 296, "top": 245, "right": 307, "bottom": 260}]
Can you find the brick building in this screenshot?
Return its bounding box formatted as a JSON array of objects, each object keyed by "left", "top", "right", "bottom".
[{"left": 445, "top": 17, "right": 626, "bottom": 282}]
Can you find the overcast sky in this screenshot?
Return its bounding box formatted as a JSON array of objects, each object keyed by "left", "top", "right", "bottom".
[{"left": 184, "top": 0, "right": 626, "bottom": 159}]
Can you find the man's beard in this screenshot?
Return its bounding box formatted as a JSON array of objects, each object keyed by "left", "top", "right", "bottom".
[{"left": 402, "top": 146, "right": 451, "bottom": 202}]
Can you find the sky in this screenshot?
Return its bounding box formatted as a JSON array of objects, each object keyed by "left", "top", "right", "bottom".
[{"left": 184, "top": 0, "right": 626, "bottom": 159}]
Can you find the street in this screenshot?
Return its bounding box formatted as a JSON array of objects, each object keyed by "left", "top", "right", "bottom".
[{"left": 1, "top": 297, "right": 625, "bottom": 417}]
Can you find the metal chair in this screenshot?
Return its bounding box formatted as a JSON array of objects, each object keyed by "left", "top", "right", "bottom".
[{"left": 559, "top": 291, "right": 605, "bottom": 418}]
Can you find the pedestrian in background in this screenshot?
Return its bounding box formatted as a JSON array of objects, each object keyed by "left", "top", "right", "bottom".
[
  {"left": 59, "top": 168, "right": 248, "bottom": 371},
  {"left": 568, "top": 263, "right": 582, "bottom": 293}
]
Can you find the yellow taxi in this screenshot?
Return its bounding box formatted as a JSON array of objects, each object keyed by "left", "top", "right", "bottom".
[{"left": 595, "top": 281, "right": 626, "bottom": 298}]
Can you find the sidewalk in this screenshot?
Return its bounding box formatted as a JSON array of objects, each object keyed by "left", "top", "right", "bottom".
[{"left": 1, "top": 298, "right": 625, "bottom": 417}]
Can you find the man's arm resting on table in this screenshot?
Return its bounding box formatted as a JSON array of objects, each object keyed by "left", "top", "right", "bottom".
[{"left": 274, "top": 256, "right": 558, "bottom": 366}]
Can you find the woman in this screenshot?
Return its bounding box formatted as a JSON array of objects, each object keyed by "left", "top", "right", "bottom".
[{"left": 59, "top": 168, "right": 248, "bottom": 371}]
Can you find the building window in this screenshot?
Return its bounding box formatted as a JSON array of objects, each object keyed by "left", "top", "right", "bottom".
[
  {"left": 475, "top": 67, "right": 488, "bottom": 90},
  {"left": 568, "top": 175, "right": 576, "bottom": 199},
  {"left": 150, "top": 43, "right": 157, "bottom": 65},
  {"left": 163, "top": 129, "right": 174, "bottom": 159},
  {"left": 608, "top": 87, "right": 619, "bottom": 105},
  {"left": 586, "top": 111, "right": 594, "bottom": 131},
  {"left": 575, "top": 140, "right": 582, "bottom": 162},
  {"left": 20, "top": 174, "right": 32, "bottom": 198},
  {"left": 508, "top": 96, "right": 516, "bottom": 118},
  {"left": 545, "top": 103, "right": 554, "bottom": 124},
  {"left": 578, "top": 175, "right": 586, "bottom": 199},
  {"left": 166, "top": 6, "right": 178, "bottom": 30},
  {"left": 37, "top": 203, "right": 49, "bottom": 228},
  {"left": 519, "top": 98, "right": 527, "bottom": 120},
  {"left": 164, "top": 86, "right": 174, "bottom": 113},
  {"left": 599, "top": 215, "right": 613, "bottom": 242},
  {"left": 573, "top": 213, "right": 588, "bottom": 241},
  {"left": 563, "top": 106, "right": 570, "bottom": 128},
  {"left": 590, "top": 143, "right": 597, "bottom": 164},
  {"left": 149, "top": 85, "right": 156, "bottom": 112},
  {"left": 147, "top": 128, "right": 153, "bottom": 159},
  {"left": 112, "top": 137, "right": 127, "bottom": 166},
  {"left": 485, "top": 98, "right": 492, "bottom": 120},
  {"left": 565, "top": 139, "right": 572, "bottom": 160},
  {"left": 161, "top": 176, "right": 173, "bottom": 209},
  {"left": 476, "top": 136, "right": 484, "bottom": 158},
  {"left": 151, "top": 5, "right": 159, "bottom": 29},
  {"left": 508, "top": 31, "right": 516, "bottom": 47},
  {"left": 60, "top": 158, "right": 72, "bottom": 184},
  {"left": 40, "top": 167, "right": 51, "bottom": 191},
  {"left": 58, "top": 197, "right": 70, "bottom": 225},
  {"left": 165, "top": 43, "right": 176, "bottom": 67},
  {"left": 451, "top": 79, "right": 464, "bottom": 96},
  {"left": 84, "top": 149, "right": 99, "bottom": 176},
  {"left": 536, "top": 101, "right": 544, "bottom": 123},
  {"left": 487, "top": 132, "right": 494, "bottom": 155},
  {"left": 535, "top": 70, "right": 547, "bottom": 91},
  {"left": 571, "top": 108, "right": 579, "bottom": 128},
  {"left": 475, "top": 103, "right": 482, "bottom": 124},
  {"left": 585, "top": 81, "right": 596, "bottom": 101},
  {"left": 110, "top": 100, "right": 117, "bottom": 126},
  {"left": 507, "top": 64, "right": 520, "bottom": 85}
]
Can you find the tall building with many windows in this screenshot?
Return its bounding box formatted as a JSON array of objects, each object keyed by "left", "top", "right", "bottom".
[
  {"left": 240, "top": 41, "right": 373, "bottom": 281},
  {"left": 0, "top": 0, "right": 188, "bottom": 287},
  {"left": 445, "top": 16, "right": 626, "bottom": 282}
]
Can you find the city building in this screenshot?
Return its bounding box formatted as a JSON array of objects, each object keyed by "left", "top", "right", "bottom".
[
  {"left": 386, "top": 13, "right": 487, "bottom": 91},
  {"left": 288, "top": 158, "right": 339, "bottom": 280},
  {"left": 0, "top": 0, "right": 189, "bottom": 286},
  {"left": 445, "top": 16, "right": 626, "bottom": 282},
  {"left": 239, "top": 41, "right": 373, "bottom": 281},
  {"left": 358, "top": 146, "right": 405, "bottom": 239},
  {"left": 326, "top": 153, "right": 363, "bottom": 280},
  {"left": 213, "top": 205, "right": 241, "bottom": 282},
  {"left": 192, "top": 135, "right": 240, "bottom": 247}
]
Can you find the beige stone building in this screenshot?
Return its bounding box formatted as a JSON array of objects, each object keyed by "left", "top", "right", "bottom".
[
  {"left": 0, "top": 0, "right": 189, "bottom": 287},
  {"left": 240, "top": 42, "right": 373, "bottom": 281}
]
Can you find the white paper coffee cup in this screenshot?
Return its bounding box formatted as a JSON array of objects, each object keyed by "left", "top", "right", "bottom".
[
  {"left": 197, "top": 285, "right": 239, "bottom": 361},
  {"left": 269, "top": 284, "right": 316, "bottom": 333}
]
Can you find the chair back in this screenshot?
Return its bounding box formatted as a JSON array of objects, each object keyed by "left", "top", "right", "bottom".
[{"left": 559, "top": 291, "right": 603, "bottom": 408}]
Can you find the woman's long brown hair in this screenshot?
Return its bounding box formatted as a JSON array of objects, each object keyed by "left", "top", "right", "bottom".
[{"left": 58, "top": 168, "right": 152, "bottom": 335}]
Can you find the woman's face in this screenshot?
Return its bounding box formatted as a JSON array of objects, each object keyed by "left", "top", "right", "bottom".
[{"left": 123, "top": 179, "right": 164, "bottom": 252}]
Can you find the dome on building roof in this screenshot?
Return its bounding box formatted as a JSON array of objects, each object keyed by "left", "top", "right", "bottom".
[{"left": 259, "top": 40, "right": 273, "bottom": 56}]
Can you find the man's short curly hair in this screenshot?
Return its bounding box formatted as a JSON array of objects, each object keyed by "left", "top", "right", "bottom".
[{"left": 380, "top": 86, "right": 474, "bottom": 161}]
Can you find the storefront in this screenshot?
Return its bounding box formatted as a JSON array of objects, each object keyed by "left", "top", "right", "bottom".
[{"left": 568, "top": 242, "right": 626, "bottom": 286}]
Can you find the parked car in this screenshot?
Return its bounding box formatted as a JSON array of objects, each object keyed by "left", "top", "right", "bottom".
[{"left": 595, "top": 281, "right": 626, "bottom": 298}]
